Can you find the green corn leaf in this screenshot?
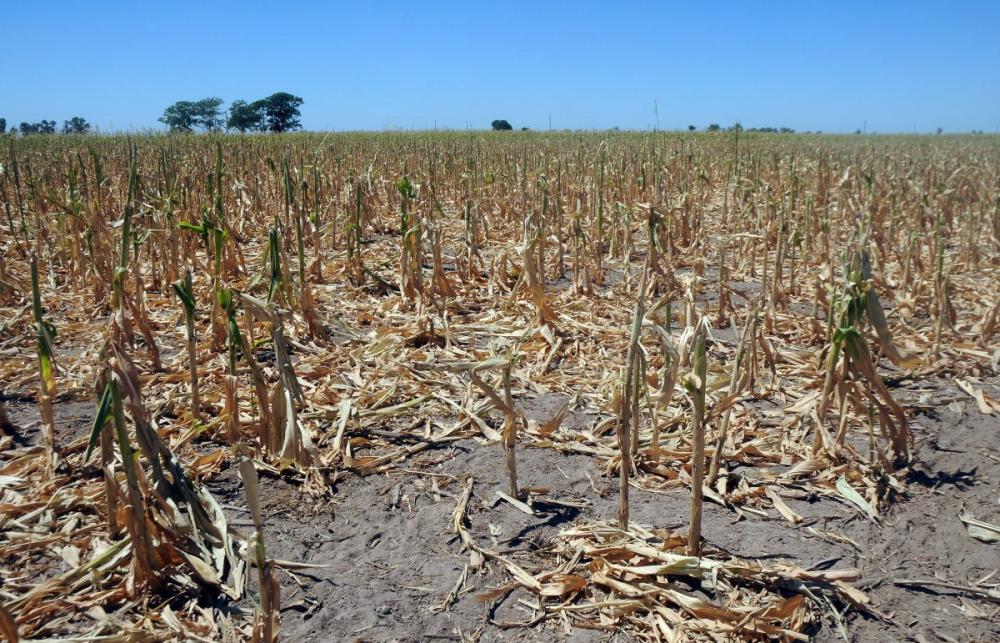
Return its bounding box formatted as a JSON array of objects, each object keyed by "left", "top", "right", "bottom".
[
  {"left": 178, "top": 220, "right": 206, "bottom": 235},
  {"left": 267, "top": 228, "right": 281, "bottom": 302},
  {"left": 212, "top": 227, "right": 226, "bottom": 260},
  {"left": 217, "top": 287, "right": 234, "bottom": 310},
  {"left": 395, "top": 176, "right": 415, "bottom": 199},
  {"left": 172, "top": 283, "right": 196, "bottom": 314},
  {"left": 172, "top": 275, "right": 196, "bottom": 314},
  {"left": 85, "top": 382, "right": 113, "bottom": 461}
]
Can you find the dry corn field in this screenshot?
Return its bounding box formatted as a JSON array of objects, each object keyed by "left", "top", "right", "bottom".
[{"left": 1, "top": 132, "right": 999, "bottom": 642}]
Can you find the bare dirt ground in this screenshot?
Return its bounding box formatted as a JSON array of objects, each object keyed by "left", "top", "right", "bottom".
[
  {"left": 4, "top": 304, "right": 996, "bottom": 642},
  {"left": 93, "top": 377, "right": 994, "bottom": 643}
]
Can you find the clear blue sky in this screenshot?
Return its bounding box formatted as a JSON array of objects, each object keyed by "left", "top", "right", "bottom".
[{"left": 4, "top": 1, "right": 999, "bottom": 133}]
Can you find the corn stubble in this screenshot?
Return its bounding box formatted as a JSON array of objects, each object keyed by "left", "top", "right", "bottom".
[{"left": 0, "top": 131, "right": 997, "bottom": 641}]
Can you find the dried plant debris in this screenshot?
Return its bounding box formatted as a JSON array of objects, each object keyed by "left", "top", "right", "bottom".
[
  {"left": 1, "top": 132, "right": 998, "bottom": 640},
  {"left": 486, "top": 521, "right": 874, "bottom": 640}
]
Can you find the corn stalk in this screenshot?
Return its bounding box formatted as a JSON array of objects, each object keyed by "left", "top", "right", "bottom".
[
  {"left": 685, "top": 322, "right": 707, "bottom": 556},
  {"left": 30, "top": 253, "right": 58, "bottom": 475},
  {"left": 172, "top": 269, "right": 201, "bottom": 423},
  {"left": 239, "top": 292, "right": 314, "bottom": 469},
  {"left": 617, "top": 269, "right": 647, "bottom": 529}
]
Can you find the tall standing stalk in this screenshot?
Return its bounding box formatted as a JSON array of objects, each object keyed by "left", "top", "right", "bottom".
[
  {"left": 310, "top": 165, "right": 324, "bottom": 282},
  {"left": 108, "top": 374, "right": 157, "bottom": 590},
  {"left": 933, "top": 210, "right": 945, "bottom": 360},
  {"left": 346, "top": 178, "right": 365, "bottom": 286},
  {"left": 617, "top": 269, "right": 647, "bottom": 530},
  {"left": 30, "top": 253, "right": 58, "bottom": 475},
  {"left": 172, "top": 270, "right": 201, "bottom": 423},
  {"left": 239, "top": 292, "right": 313, "bottom": 468},
  {"left": 717, "top": 238, "right": 730, "bottom": 327},
  {"left": 396, "top": 177, "right": 421, "bottom": 302},
  {"left": 222, "top": 332, "right": 279, "bottom": 642},
  {"left": 686, "top": 325, "right": 707, "bottom": 556},
  {"left": 240, "top": 450, "right": 279, "bottom": 643}
]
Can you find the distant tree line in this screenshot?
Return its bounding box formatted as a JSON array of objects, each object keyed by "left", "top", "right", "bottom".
[
  {"left": 62, "top": 117, "right": 91, "bottom": 134},
  {"left": 19, "top": 120, "right": 56, "bottom": 134},
  {"left": 489, "top": 120, "right": 532, "bottom": 131},
  {"left": 159, "top": 93, "right": 304, "bottom": 133},
  {"left": 743, "top": 126, "right": 795, "bottom": 133},
  {"left": 0, "top": 117, "right": 92, "bottom": 135},
  {"left": 500, "top": 123, "right": 803, "bottom": 134},
  {"left": 698, "top": 123, "right": 794, "bottom": 133}
]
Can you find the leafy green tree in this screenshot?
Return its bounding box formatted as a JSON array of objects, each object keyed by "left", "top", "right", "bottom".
[
  {"left": 491, "top": 119, "right": 513, "bottom": 131},
  {"left": 0, "top": 118, "right": 6, "bottom": 134},
  {"left": 257, "top": 92, "right": 304, "bottom": 132},
  {"left": 160, "top": 101, "right": 199, "bottom": 132},
  {"left": 19, "top": 120, "right": 56, "bottom": 135},
  {"left": 688, "top": 125, "right": 696, "bottom": 131},
  {"left": 195, "top": 97, "right": 225, "bottom": 131},
  {"left": 227, "top": 99, "right": 264, "bottom": 132},
  {"left": 62, "top": 116, "right": 91, "bottom": 134},
  {"left": 160, "top": 97, "right": 225, "bottom": 132},
  {"left": 706, "top": 123, "right": 721, "bottom": 132}
]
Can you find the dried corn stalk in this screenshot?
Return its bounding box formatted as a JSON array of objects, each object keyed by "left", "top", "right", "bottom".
[
  {"left": 29, "top": 253, "right": 58, "bottom": 475},
  {"left": 685, "top": 321, "right": 708, "bottom": 555},
  {"left": 617, "top": 269, "right": 647, "bottom": 529},
  {"left": 239, "top": 291, "right": 315, "bottom": 469},
  {"left": 172, "top": 269, "right": 202, "bottom": 422}
]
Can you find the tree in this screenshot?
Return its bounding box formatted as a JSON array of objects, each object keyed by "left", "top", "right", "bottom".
[
  {"left": 491, "top": 119, "right": 513, "bottom": 131},
  {"left": 19, "top": 120, "right": 56, "bottom": 135},
  {"left": 688, "top": 125, "right": 696, "bottom": 131},
  {"left": 62, "top": 117, "right": 91, "bottom": 134},
  {"left": 706, "top": 123, "right": 721, "bottom": 132},
  {"left": 0, "top": 118, "right": 5, "bottom": 134},
  {"left": 160, "top": 101, "right": 199, "bottom": 132},
  {"left": 257, "top": 92, "right": 304, "bottom": 132},
  {"left": 195, "top": 97, "right": 225, "bottom": 131},
  {"left": 159, "top": 97, "right": 224, "bottom": 132},
  {"left": 743, "top": 126, "right": 794, "bottom": 133},
  {"left": 227, "top": 99, "right": 264, "bottom": 132}
]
